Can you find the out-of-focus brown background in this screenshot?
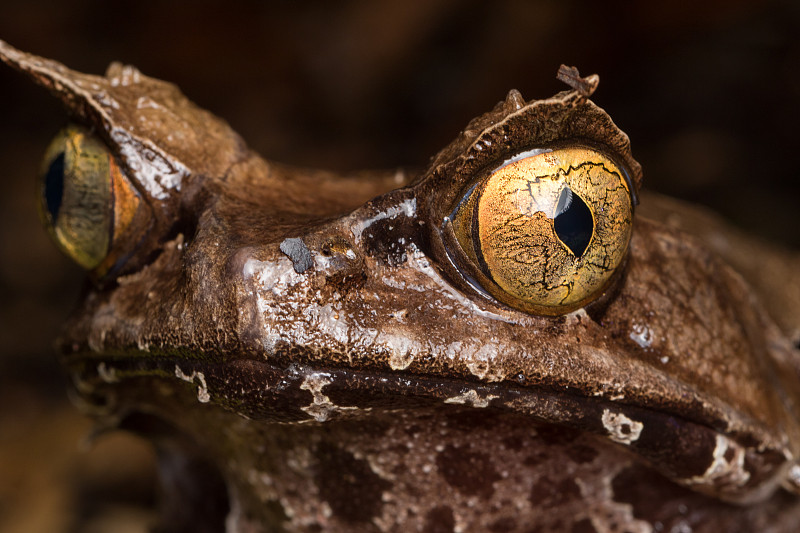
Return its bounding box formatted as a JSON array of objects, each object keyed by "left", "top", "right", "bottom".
[{"left": 0, "top": 1, "right": 798, "bottom": 531}]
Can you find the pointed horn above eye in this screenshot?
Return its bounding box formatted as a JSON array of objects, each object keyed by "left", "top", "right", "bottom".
[
  {"left": 0, "top": 40, "right": 250, "bottom": 203},
  {"left": 0, "top": 39, "right": 112, "bottom": 123}
]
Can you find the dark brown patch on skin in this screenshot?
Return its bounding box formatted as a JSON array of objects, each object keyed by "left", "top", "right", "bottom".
[
  {"left": 501, "top": 434, "right": 524, "bottom": 451},
  {"left": 435, "top": 444, "right": 502, "bottom": 499},
  {"left": 445, "top": 408, "right": 502, "bottom": 432},
  {"left": 570, "top": 518, "right": 598, "bottom": 533},
  {"left": 423, "top": 505, "right": 455, "bottom": 533},
  {"left": 405, "top": 424, "right": 423, "bottom": 437},
  {"left": 628, "top": 412, "right": 719, "bottom": 480},
  {"left": 611, "top": 463, "right": 736, "bottom": 530},
  {"left": 523, "top": 448, "right": 551, "bottom": 467},
  {"left": 530, "top": 476, "right": 581, "bottom": 507},
  {"left": 360, "top": 205, "right": 426, "bottom": 267},
  {"left": 488, "top": 516, "right": 518, "bottom": 532},
  {"left": 260, "top": 500, "right": 290, "bottom": 532},
  {"left": 724, "top": 446, "right": 736, "bottom": 462},
  {"left": 569, "top": 443, "right": 600, "bottom": 464},
  {"left": 333, "top": 417, "right": 392, "bottom": 438},
  {"left": 535, "top": 424, "right": 580, "bottom": 446},
  {"left": 314, "top": 442, "right": 391, "bottom": 525}
]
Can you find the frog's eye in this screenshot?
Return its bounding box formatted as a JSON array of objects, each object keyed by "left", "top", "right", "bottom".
[
  {"left": 446, "top": 146, "right": 633, "bottom": 315},
  {"left": 39, "top": 124, "right": 142, "bottom": 272}
]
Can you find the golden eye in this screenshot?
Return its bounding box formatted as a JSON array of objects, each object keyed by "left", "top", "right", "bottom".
[
  {"left": 39, "top": 124, "right": 143, "bottom": 272},
  {"left": 447, "top": 146, "right": 633, "bottom": 315}
]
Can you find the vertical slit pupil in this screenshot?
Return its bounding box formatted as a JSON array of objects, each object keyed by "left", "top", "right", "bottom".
[
  {"left": 553, "top": 187, "right": 593, "bottom": 257},
  {"left": 44, "top": 152, "right": 65, "bottom": 223}
]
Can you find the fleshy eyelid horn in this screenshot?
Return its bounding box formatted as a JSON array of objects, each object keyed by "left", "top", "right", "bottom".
[
  {"left": 0, "top": 41, "right": 171, "bottom": 278},
  {"left": 0, "top": 39, "right": 250, "bottom": 278},
  {"left": 0, "top": 40, "right": 186, "bottom": 220},
  {"left": 416, "top": 64, "right": 643, "bottom": 202}
]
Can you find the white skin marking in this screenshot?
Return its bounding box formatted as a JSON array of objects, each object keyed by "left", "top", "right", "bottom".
[
  {"left": 496, "top": 147, "right": 552, "bottom": 170},
  {"left": 465, "top": 342, "right": 508, "bottom": 382},
  {"left": 299, "top": 372, "right": 362, "bottom": 422},
  {"left": 685, "top": 434, "right": 749, "bottom": 488},
  {"left": 351, "top": 198, "right": 417, "bottom": 242},
  {"left": 110, "top": 128, "right": 188, "bottom": 200},
  {"left": 601, "top": 409, "right": 643, "bottom": 445},
  {"left": 565, "top": 308, "right": 588, "bottom": 325},
  {"left": 629, "top": 323, "right": 653, "bottom": 348},
  {"left": 576, "top": 475, "right": 653, "bottom": 533},
  {"left": 783, "top": 464, "right": 800, "bottom": 494},
  {"left": 443, "top": 389, "right": 499, "bottom": 408},
  {"left": 374, "top": 330, "right": 420, "bottom": 370},
  {"left": 174, "top": 365, "right": 210, "bottom": 403}
]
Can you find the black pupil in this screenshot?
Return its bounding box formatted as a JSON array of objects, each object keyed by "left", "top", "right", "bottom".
[
  {"left": 554, "top": 187, "right": 593, "bottom": 257},
  {"left": 44, "top": 152, "right": 65, "bottom": 222}
]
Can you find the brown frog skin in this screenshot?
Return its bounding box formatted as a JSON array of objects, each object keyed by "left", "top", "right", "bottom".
[{"left": 3, "top": 41, "right": 800, "bottom": 532}]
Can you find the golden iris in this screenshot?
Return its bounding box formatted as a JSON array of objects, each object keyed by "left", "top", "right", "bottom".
[
  {"left": 449, "top": 146, "right": 632, "bottom": 315},
  {"left": 39, "top": 124, "right": 142, "bottom": 272}
]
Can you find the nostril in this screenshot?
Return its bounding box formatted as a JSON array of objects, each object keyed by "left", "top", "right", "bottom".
[{"left": 320, "top": 238, "right": 356, "bottom": 259}]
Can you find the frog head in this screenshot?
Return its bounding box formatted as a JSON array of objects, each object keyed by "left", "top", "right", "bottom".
[{"left": 3, "top": 40, "right": 800, "bottom": 532}]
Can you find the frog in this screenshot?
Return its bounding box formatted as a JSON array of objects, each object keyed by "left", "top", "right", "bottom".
[{"left": 2, "top": 40, "right": 800, "bottom": 533}]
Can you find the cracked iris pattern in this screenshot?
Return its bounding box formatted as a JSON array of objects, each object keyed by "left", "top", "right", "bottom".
[{"left": 453, "top": 147, "right": 632, "bottom": 314}]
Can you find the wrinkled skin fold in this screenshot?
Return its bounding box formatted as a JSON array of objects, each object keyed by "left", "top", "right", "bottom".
[{"left": 2, "top": 41, "right": 800, "bottom": 532}]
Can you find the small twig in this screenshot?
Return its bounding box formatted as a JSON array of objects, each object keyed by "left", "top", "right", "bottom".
[{"left": 557, "top": 65, "right": 599, "bottom": 97}]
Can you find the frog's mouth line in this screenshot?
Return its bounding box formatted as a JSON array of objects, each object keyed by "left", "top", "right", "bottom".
[{"left": 66, "top": 352, "right": 790, "bottom": 505}]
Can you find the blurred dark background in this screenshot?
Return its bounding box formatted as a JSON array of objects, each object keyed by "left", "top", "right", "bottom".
[{"left": 0, "top": 1, "right": 798, "bottom": 531}]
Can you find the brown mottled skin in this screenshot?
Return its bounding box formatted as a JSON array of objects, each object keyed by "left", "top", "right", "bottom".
[{"left": 2, "top": 41, "right": 800, "bottom": 532}]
